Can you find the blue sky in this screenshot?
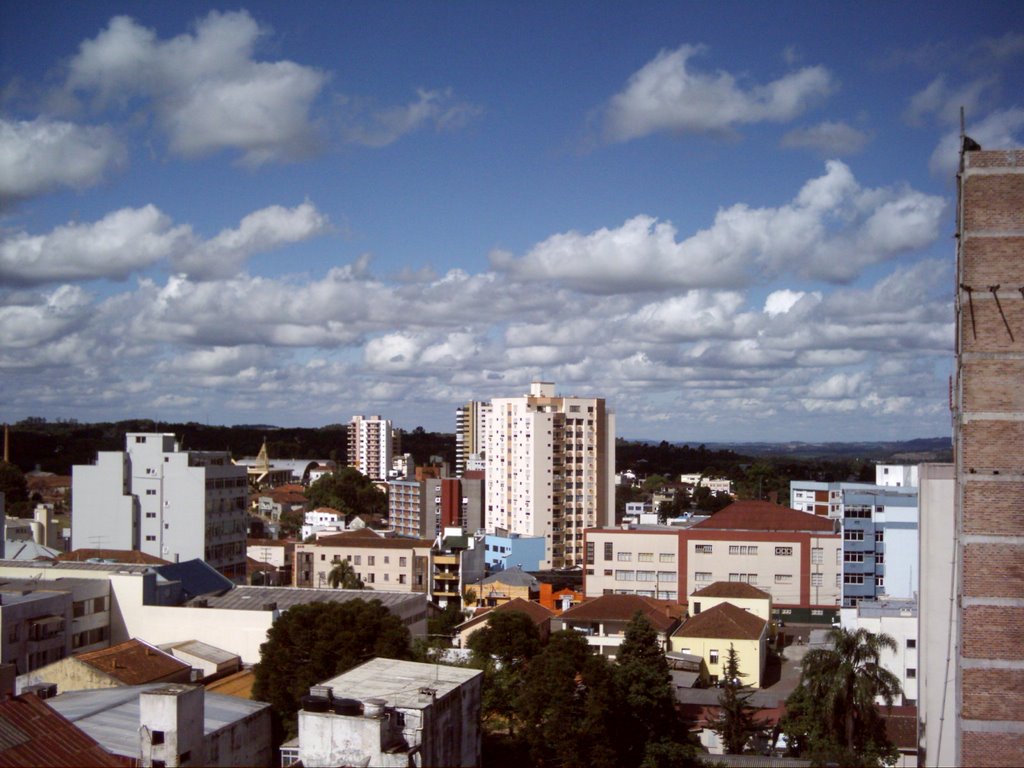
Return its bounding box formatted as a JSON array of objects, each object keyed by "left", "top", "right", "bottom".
[{"left": 2, "top": 2, "right": 1022, "bottom": 441}]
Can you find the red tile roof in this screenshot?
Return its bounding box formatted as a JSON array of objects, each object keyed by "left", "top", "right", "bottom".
[
  {"left": 691, "top": 581, "right": 771, "bottom": 600},
  {"left": 457, "top": 598, "right": 554, "bottom": 633},
  {"left": 0, "top": 694, "right": 127, "bottom": 767},
  {"left": 673, "top": 601, "right": 767, "bottom": 641},
  {"left": 76, "top": 639, "right": 192, "bottom": 686},
  {"left": 57, "top": 549, "right": 170, "bottom": 565},
  {"left": 312, "top": 529, "right": 433, "bottom": 549},
  {"left": 691, "top": 500, "right": 836, "bottom": 532},
  {"left": 559, "top": 594, "right": 681, "bottom": 633}
]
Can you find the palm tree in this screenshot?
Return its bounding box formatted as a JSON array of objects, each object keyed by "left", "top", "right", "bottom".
[
  {"left": 798, "top": 626, "right": 901, "bottom": 751},
  {"left": 327, "top": 559, "right": 364, "bottom": 589}
]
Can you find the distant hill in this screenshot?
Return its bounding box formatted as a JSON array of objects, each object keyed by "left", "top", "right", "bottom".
[{"left": 701, "top": 437, "right": 952, "bottom": 461}]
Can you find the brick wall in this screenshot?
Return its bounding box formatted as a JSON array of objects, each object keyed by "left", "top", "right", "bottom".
[
  {"left": 962, "top": 732, "right": 1024, "bottom": 767},
  {"left": 963, "top": 482, "right": 1024, "bottom": 535},
  {"left": 961, "top": 606, "right": 1024, "bottom": 659}
]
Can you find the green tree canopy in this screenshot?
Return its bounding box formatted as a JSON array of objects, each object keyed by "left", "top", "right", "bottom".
[
  {"left": 470, "top": 611, "right": 542, "bottom": 735},
  {"left": 781, "top": 626, "right": 901, "bottom": 766},
  {"left": 0, "top": 461, "right": 28, "bottom": 506},
  {"left": 252, "top": 600, "right": 411, "bottom": 736},
  {"left": 306, "top": 467, "right": 387, "bottom": 519},
  {"left": 711, "top": 644, "right": 759, "bottom": 754}
]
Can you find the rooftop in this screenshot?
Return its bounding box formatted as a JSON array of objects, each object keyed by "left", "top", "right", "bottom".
[
  {"left": 312, "top": 529, "right": 433, "bottom": 550},
  {"left": 0, "top": 694, "right": 126, "bottom": 767},
  {"left": 320, "top": 658, "right": 482, "bottom": 711},
  {"left": 691, "top": 582, "right": 772, "bottom": 601},
  {"left": 559, "top": 594, "right": 681, "bottom": 633},
  {"left": 674, "top": 602, "right": 767, "bottom": 641},
  {"left": 456, "top": 597, "right": 554, "bottom": 633},
  {"left": 167, "top": 640, "right": 239, "bottom": 666},
  {"left": 76, "top": 640, "right": 191, "bottom": 686},
  {"left": 475, "top": 566, "right": 538, "bottom": 589},
  {"left": 691, "top": 501, "right": 836, "bottom": 533},
  {"left": 57, "top": 549, "right": 171, "bottom": 566},
  {"left": 189, "top": 585, "right": 424, "bottom": 612}
]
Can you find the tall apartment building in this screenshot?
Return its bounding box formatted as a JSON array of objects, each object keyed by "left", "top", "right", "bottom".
[
  {"left": 480, "top": 381, "right": 615, "bottom": 569},
  {"left": 949, "top": 143, "right": 1024, "bottom": 765},
  {"left": 347, "top": 415, "right": 393, "bottom": 481},
  {"left": 72, "top": 434, "right": 247, "bottom": 579},
  {"left": 455, "top": 401, "right": 490, "bottom": 476},
  {"left": 388, "top": 474, "right": 484, "bottom": 539}
]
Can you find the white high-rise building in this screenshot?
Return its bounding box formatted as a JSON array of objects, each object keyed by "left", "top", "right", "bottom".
[
  {"left": 72, "top": 433, "right": 248, "bottom": 578},
  {"left": 455, "top": 401, "right": 490, "bottom": 477},
  {"left": 347, "top": 415, "right": 393, "bottom": 481},
  {"left": 481, "top": 381, "right": 615, "bottom": 569}
]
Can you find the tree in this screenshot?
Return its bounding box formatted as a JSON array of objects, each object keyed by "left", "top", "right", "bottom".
[
  {"left": 711, "top": 644, "right": 759, "bottom": 754},
  {"left": 327, "top": 558, "right": 364, "bottom": 589},
  {"left": 252, "top": 600, "right": 411, "bottom": 736},
  {"left": 306, "top": 467, "right": 387, "bottom": 519},
  {"left": 0, "top": 461, "right": 27, "bottom": 506},
  {"left": 782, "top": 627, "right": 901, "bottom": 766},
  {"left": 470, "top": 611, "right": 542, "bottom": 735},
  {"left": 614, "top": 612, "right": 694, "bottom": 767}
]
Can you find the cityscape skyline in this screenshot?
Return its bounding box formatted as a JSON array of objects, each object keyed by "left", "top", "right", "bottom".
[{"left": 2, "top": 2, "right": 1023, "bottom": 441}]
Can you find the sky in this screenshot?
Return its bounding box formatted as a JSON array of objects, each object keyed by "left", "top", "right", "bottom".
[{"left": 1, "top": 2, "right": 1022, "bottom": 442}]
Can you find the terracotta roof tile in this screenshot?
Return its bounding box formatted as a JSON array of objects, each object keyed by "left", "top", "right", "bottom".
[
  {"left": 0, "top": 694, "right": 126, "bottom": 767},
  {"left": 691, "top": 581, "right": 772, "bottom": 600},
  {"left": 691, "top": 500, "right": 836, "bottom": 532},
  {"left": 673, "top": 602, "right": 767, "bottom": 641},
  {"left": 559, "top": 594, "right": 681, "bottom": 633},
  {"left": 205, "top": 669, "right": 255, "bottom": 700},
  {"left": 76, "top": 640, "right": 191, "bottom": 686},
  {"left": 457, "top": 598, "right": 554, "bottom": 633}
]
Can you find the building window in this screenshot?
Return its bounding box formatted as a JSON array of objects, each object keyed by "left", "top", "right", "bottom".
[
  {"left": 709, "top": 650, "right": 719, "bottom": 665},
  {"left": 368, "top": 556, "right": 375, "bottom": 566},
  {"left": 400, "top": 557, "right": 407, "bottom": 567},
  {"left": 615, "top": 570, "right": 635, "bottom": 581},
  {"left": 729, "top": 545, "right": 758, "bottom": 555},
  {"left": 836, "top": 574, "right": 842, "bottom": 587},
  {"left": 775, "top": 547, "right": 793, "bottom": 556},
  {"left": 145, "top": 535, "right": 156, "bottom": 541},
  {"left": 875, "top": 530, "right": 884, "bottom": 542},
  {"left": 775, "top": 574, "right": 793, "bottom": 584},
  {"left": 146, "top": 489, "right": 156, "bottom": 496},
  {"left": 876, "top": 576, "right": 885, "bottom": 588},
  {"left": 354, "top": 556, "right": 361, "bottom": 566},
  {"left": 604, "top": 569, "right": 613, "bottom": 576},
  {"left": 694, "top": 571, "right": 712, "bottom": 582},
  {"left": 586, "top": 542, "right": 595, "bottom": 565},
  {"left": 617, "top": 552, "right": 632, "bottom": 562},
  {"left": 729, "top": 573, "right": 757, "bottom": 584},
  {"left": 638, "top": 553, "right": 653, "bottom": 562},
  {"left": 636, "top": 571, "right": 656, "bottom": 582},
  {"left": 659, "top": 571, "right": 677, "bottom": 581},
  {"left": 604, "top": 542, "right": 613, "bottom": 561},
  {"left": 844, "top": 574, "right": 865, "bottom": 585},
  {"left": 907, "top": 639, "right": 917, "bottom": 649},
  {"left": 811, "top": 547, "right": 823, "bottom": 564},
  {"left": 811, "top": 573, "right": 823, "bottom": 587},
  {"left": 906, "top": 668, "right": 916, "bottom": 679},
  {"left": 876, "top": 552, "right": 885, "bottom": 564},
  {"left": 844, "top": 530, "right": 864, "bottom": 541},
  {"left": 146, "top": 512, "right": 156, "bottom": 518},
  {"left": 695, "top": 545, "right": 712, "bottom": 554},
  {"left": 659, "top": 553, "right": 675, "bottom": 564},
  {"left": 844, "top": 552, "right": 865, "bottom": 563}
]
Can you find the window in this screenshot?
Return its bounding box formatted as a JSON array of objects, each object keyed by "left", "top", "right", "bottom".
[
  {"left": 875, "top": 530, "right": 884, "bottom": 542},
  {"left": 729, "top": 545, "right": 758, "bottom": 555},
  {"left": 146, "top": 489, "right": 156, "bottom": 496},
  {"left": 604, "top": 542, "right": 613, "bottom": 561},
  {"left": 709, "top": 650, "right": 719, "bottom": 665},
  {"left": 836, "top": 574, "right": 842, "bottom": 587},
  {"left": 876, "top": 576, "right": 885, "bottom": 588},
  {"left": 844, "top": 552, "right": 865, "bottom": 563},
  {"left": 659, "top": 571, "right": 677, "bottom": 581},
  {"left": 695, "top": 544, "right": 712, "bottom": 554},
  {"left": 876, "top": 552, "right": 885, "bottom": 564},
  {"left": 146, "top": 512, "right": 156, "bottom": 518},
  {"left": 775, "top": 574, "right": 793, "bottom": 584},
  {"left": 615, "top": 570, "right": 635, "bottom": 581},
  {"left": 812, "top": 547, "right": 823, "bottom": 564},
  {"left": 659, "top": 553, "right": 675, "bottom": 563},
  {"left": 844, "top": 506, "right": 872, "bottom": 519},
  {"left": 135, "top": 436, "right": 147, "bottom": 444},
  {"left": 399, "top": 557, "right": 407, "bottom": 567},
  {"left": 638, "top": 553, "right": 653, "bottom": 562},
  {"left": 844, "top": 530, "right": 864, "bottom": 541},
  {"left": 368, "top": 556, "right": 375, "bottom": 566},
  {"left": 354, "top": 556, "right": 361, "bottom": 566},
  {"left": 384, "top": 556, "right": 390, "bottom": 564},
  {"left": 836, "top": 549, "right": 842, "bottom": 565},
  {"left": 145, "top": 535, "right": 156, "bottom": 541},
  {"left": 636, "top": 571, "right": 656, "bottom": 582},
  {"left": 906, "top": 668, "right": 917, "bottom": 679},
  {"left": 586, "top": 542, "right": 595, "bottom": 565},
  {"left": 811, "top": 573, "right": 823, "bottom": 587},
  {"left": 729, "top": 573, "right": 757, "bottom": 584},
  {"left": 844, "top": 574, "right": 865, "bottom": 584},
  {"left": 694, "top": 571, "right": 712, "bottom": 582},
  {"left": 398, "top": 574, "right": 406, "bottom": 584},
  {"left": 907, "top": 639, "right": 917, "bottom": 649},
  {"left": 617, "top": 552, "right": 632, "bottom": 561},
  {"left": 729, "top": 545, "right": 740, "bottom": 555},
  {"left": 604, "top": 569, "right": 613, "bottom": 576},
  {"left": 775, "top": 547, "right": 793, "bottom": 556}
]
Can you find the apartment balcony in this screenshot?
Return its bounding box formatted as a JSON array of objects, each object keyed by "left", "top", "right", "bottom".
[{"left": 434, "top": 554, "right": 458, "bottom": 565}]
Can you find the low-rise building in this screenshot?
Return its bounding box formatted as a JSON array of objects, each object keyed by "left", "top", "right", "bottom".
[
  {"left": 839, "top": 597, "right": 918, "bottom": 705},
  {"left": 294, "top": 529, "right": 432, "bottom": 592},
  {"left": 690, "top": 581, "right": 772, "bottom": 622},
  {"left": 432, "top": 530, "right": 485, "bottom": 610},
  {"left": 670, "top": 602, "right": 769, "bottom": 688},
  {"left": 48, "top": 682, "right": 273, "bottom": 766},
  {"left": 469, "top": 566, "right": 539, "bottom": 607},
  {"left": 554, "top": 593, "right": 682, "bottom": 658},
  {"left": 454, "top": 598, "right": 554, "bottom": 648},
  {"left": 292, "top": 658, "right": 482, "bottom": 767}
]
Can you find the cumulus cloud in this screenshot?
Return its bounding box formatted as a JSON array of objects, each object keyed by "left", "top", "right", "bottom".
[
  {"left": 0, "top": 206, "right": 192, "bottom": 286},
  {"left": 0, "top": 117, "right": 126, "bottom": 202},
  {"left": 173, "top": 202, "right": 330, "bottom": 279},
  {"left": 903, "top": 75, "right": 996, "bottom": 127},
  {"left": 929, "top": 107, "right": 1024, "bottom": 176},
  {"left": 493, "top": 160, "right": 944, "bottom": 291},
  {"left": 780, "top": 121, "right": 869, "bottom": 155},
  {"left": 0, "top": 285, "right": 94, "bottom": 348},
  {"left": 66, "top": 11, "right": 328, "bottom": 166},
  {"left": 602, "top": 44, "right": 833, "bottom": 142},
  {"left": 339, "top": 88, "right": 482, "bottom": 148}
]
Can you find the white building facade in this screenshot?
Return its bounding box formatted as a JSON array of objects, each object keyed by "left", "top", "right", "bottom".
[
  {"left": 72, "top": 434, "right": 248, "bottom": 579},
  {"left": 480, "top": 381, "right": 615, "bottom": 569},
  {"left": 347, "top": 416, "right": 393, "bottom": 481}
]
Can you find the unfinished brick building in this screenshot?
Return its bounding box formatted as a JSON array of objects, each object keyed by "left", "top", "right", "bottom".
[{"left": 953, "top": 142, "right": 1024, "bottom": 765}]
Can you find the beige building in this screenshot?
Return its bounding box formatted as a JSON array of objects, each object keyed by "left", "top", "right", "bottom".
[
  {"left": 294, "top": 529, "right": 432, "bottom": 591},
  {"left": 482, "top": 381, "right": 615, "bottom": 569},
  {"left": 584, "top": 501, "right": 842, "bottom": 623},
  {"left": 670, "top": 601, "right": 768, "bottom": 687}
]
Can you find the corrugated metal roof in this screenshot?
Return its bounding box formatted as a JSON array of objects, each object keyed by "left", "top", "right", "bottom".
[
  {"left": 0, "top": 694, "right": 126, "bottom": 767},
  {"left": 197, "top": 585, "right": 425, "bottom": 612},
  {"left": 170, "top": 640, "right": 239, "bottom": 665},
  {"left": 47, "top": 685, "right": 269, "bottom": 759}
]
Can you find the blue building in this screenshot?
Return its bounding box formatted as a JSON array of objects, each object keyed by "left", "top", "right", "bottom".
[{"left": 480, "top": 533, "right": 545, "bottom": 573}]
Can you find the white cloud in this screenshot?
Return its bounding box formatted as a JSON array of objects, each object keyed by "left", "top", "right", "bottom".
[
  {"left": 339, "top": 88, "right": 482, "bottom": 148},
  {"left": 493, "top": 161, "right": 944, "bottom": 291},
  {"left": 0, "top": 117, "right": 126, "bottom": 202},
  {"left": 903, "top": 75, "right": 995, "bottom": 127},
  {"left": 602, "top": 44, "right": 833, "bottom": 142},
  {"left": 780, "top": 121, "right": 869, "bottom": 155},
  {"left": 0, "top": 285, "right": 94, "bottom": 348},
  {"left": 174, "top": 202, "right": 330, "bottom": 279},
  {"left": 929, "top": 107, "right": 1024, "bottom": 176},
  {"left": 66, "top": 11, "right": 327, "bottom": 166},
  {"left": 0, "top": 206, "right": 192, "bottom": 286}
]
